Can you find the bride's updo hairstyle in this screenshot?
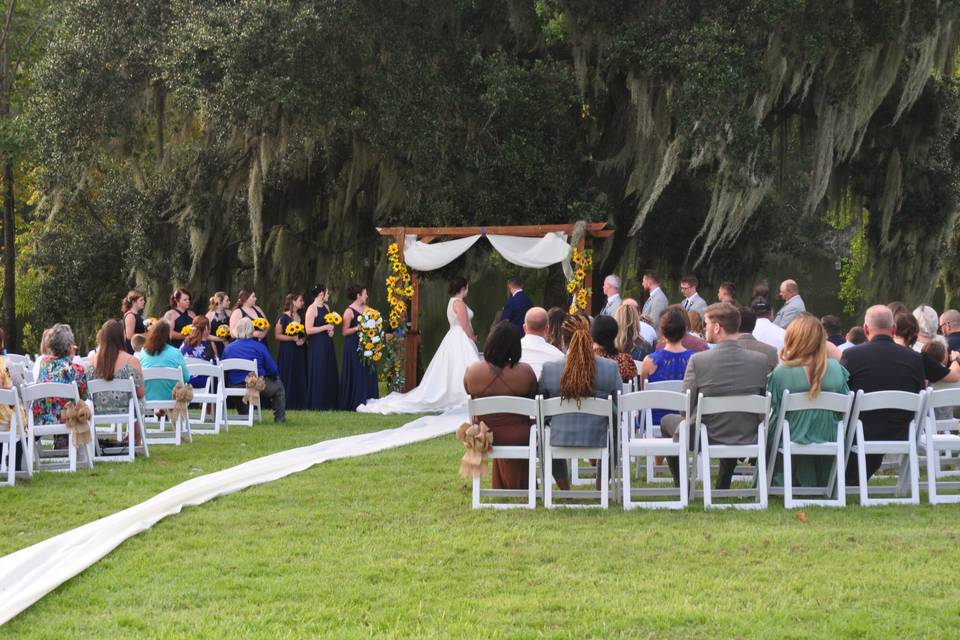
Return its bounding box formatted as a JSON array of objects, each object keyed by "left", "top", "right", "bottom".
[
  {"left": 448, "top": 277, "right": 468, "bottom": 296},
  {"left": 483, "top": 321, "right": 522, "bottom": 368},
  {"left": 560, "top": 314, "right": 595, "bottom": 402}
]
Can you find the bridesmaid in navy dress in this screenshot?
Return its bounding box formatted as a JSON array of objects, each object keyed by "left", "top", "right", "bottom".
[
  {"left": 205, "top": 291, "right": 231, "bottom": 360},
  {"left": 338, "top": 283, "right": 379, "bottom": 410},
  {"left": 121, "top": 290, "right": 147, "bottom": 354},
  {"left": 163, "top": 288, "right": 196, "bottom": 349},
  {"left": 230, "top": 290, "right": 269, "bottom": 344},
  {"left": 304, "top": 284, "right": 339, "bottom": 410},
  {"left": 275, "top": 292, "right": 308, "bottom": 410}
]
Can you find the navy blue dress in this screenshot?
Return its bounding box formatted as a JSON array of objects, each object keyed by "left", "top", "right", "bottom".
[
  {"left": 123, "top": 311, "right": 146, "bottom": 354},
  {"left": 337, "top": 306, "right": 379, "bottom": 410},
  {"left": 171, "top": 309, "right": 193, "bottom": 349},
  {"left": 209, "top": 311, "right": 230, "bottom": 359},
  {"left": 306, "top": 304, "right": 339, "bottom": 410},
  {"left": 278, "top": 312, "right": 307, "bottom": 410},
  {"left": 240, "top": 307, "right": 268, "bottom": 344}
]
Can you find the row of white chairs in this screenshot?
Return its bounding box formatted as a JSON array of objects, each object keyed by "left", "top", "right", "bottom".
[
  {"left": 467, "top": 381, "right": 960, "bottom": 510},
  {"left": 0, "top": 358, "right": 262, "bottom": 485}
]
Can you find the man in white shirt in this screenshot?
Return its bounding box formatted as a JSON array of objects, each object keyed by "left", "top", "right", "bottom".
[
  {"left": 751, "top": 298, "right": 785, "bottom": 352},
  {"left": 599, "top": 275, "right": 622, "bottom": 317},
  {"left": 519, "top": 307, "right": 563, "bottom": 379}
]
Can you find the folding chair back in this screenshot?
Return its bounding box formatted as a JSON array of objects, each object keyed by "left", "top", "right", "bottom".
[
  {"left": 141, "top": 368, "right": 192, "bottom": 446},
  {"left": 220, "top": 359, "right": 261, "bottom": 427},
  {"left": 22, "top": 382, "right": 88, "bottom": 472},
  {"left": 693, "top": 392, "right": 770, "bottom": 510},
  {"left": 540, "top": 395, "right": 613, "bottom": 509},
  {"left": 88, "top": 377, "right": 142, "bottom": 462},
  {"left": 466, "top": 395, "right": 539, "bottom": 509},
  {"left": 0, "top": 386, "right": 25, "bottom": 485},
  {"left": 923, "top": 386, "right": 960, "bottom": 503},
  {"left": 620, "top": 389, "right": 691, "bottom": 509},
  {"left": 842, "top": 389, "right": 926, "bottom": 506},
  {"left": 768, "top": 390, "right": 853, "bottom": 508},
  {"left": 186, "top": 363, "right": 226, "bottom": 434},
  {"left": 637, "top": 379, "right": 685, "bottom": 484}
]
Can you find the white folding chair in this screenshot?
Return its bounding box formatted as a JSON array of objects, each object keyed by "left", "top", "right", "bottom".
[
  {"left": 692, "top": 393, "right": 770, "bottom": 510},
  {"left": 5, "top": 354, "right": 31, "bottom": 368},
  {"left": 183, "top": 356, "right": 211, "bottom": 366},
  {"left": 220, "top": 359, "right": 262, "bottom": 427},
  {"left": 142, "top": 368, "right": 192, "bottom": 446},
  {"left": 0, "top": 387, "right": 27, "bottom": 485},
  {"left": 620, "top": 388, "right": 691, "bottom": 509},
  {"left": 767, "top": 390, "right": 853, "bottom": 508},
  {"left": 540, "top": 395, "right": 613, "bottom": 509},
  {"left": 841, "top": 389, "right": 926, "bottom": 506},
  {"left": 641, "top": 379, "right": 684, "bottom": 484},
  {"left": 22, "top": 382, "right": 91, "bottom": 472},
  {"left": 466, "top": 395, "right": 539, "bottom": 509},
  {"left": 89, "top": 377, "right": 144, "bottom": 463},
  {"left": 186, "top": 363, "right": 226, "bottom": 435},
  {"left": 922, "top": 386, "right": 960, "bottom": 504}
]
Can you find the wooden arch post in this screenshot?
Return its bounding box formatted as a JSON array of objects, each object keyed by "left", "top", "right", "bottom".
[{"left": 378, "top": 223, "right": 613, "bottom": 391}]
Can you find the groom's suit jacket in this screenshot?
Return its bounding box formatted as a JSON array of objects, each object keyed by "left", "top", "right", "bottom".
[{"left": 502, "top": 290, "right": 534, "bottom": 333}]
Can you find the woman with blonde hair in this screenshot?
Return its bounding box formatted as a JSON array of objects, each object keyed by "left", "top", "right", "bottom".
[
  {"left": 121, "top": 290, "right": 147, "bottom": 354},
  {"left": 614, "top": 303, "right": 652, "bottom": 361},
  {"left": 767, "top": 312, "right": 850, "bottom": 487},
  {"left": 206, "top": 291, "right": 231, "bottom": 359}
]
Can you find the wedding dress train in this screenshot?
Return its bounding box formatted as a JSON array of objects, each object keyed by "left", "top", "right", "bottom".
[{"left": 357, "top": 298, "right": 480, "bottom": 414}]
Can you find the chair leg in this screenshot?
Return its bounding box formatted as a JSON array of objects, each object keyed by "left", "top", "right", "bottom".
[
  {"left": 757, "top": 426, "right": 768, "bottom": 509},
  {"left": 679, "top": 445, "right": 689, "bottom": 508},
  {"left": 472, "top": 475, "right": 480, "bottom": 509},
  {"left": 909, "top": 439, "right": 920, "bottom": 505},
  {"left": 927, "top": 436, "right": 938, "bottom": 504},
  {"left": 544, "top": 428, "right": 553, "bottom": 509},
  {"left": 601, "top": 448, "right": 609, "bottom": 509},
  {"left": 700, "top": 427, "right": 712, "bottom": 509},
  {"left": 835, "top": 422, "right": 846, "bottom": 506},
  {"left": 857, "top": 425, "right": 869, "bottom": 506},
  {"left": 783, "top": 424, "right": 794, "bottom": 509},
  {"left": 68, "top": 434, "right": 77, "bottom": 472}
]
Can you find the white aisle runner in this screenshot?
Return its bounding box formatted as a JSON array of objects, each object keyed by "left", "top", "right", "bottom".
[{"left": 0, "top": 410, "right": 466, "bottom": 625}]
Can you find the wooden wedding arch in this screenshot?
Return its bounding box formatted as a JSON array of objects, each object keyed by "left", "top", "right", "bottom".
[{"left": 376, "top": 223, "right": 614, "bottom": 391}]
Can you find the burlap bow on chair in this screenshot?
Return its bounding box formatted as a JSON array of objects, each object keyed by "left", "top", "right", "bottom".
[
  {"left": 243, "top": 373, "right": 266, "bottom": 407},
  {"left": 456, "top": 421, "right": 494, "bottom": 479},
  {"left": 61, "top": 401, "right": 92, "bottom": 447},
  {"left": 170, "top": 383, "right": 194, "bottom": 425}
]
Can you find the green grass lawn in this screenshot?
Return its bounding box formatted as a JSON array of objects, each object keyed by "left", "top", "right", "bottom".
[{"left": 3, "top": 410, "right": 960, "bottom": 638}]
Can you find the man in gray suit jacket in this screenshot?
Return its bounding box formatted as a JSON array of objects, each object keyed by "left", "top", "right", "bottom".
[
  {"left": 773, "top": 279, "right": 805, "bottom": 329},
  {"left": 660, "top": 303, "right": 769, "bottom": 489},
  {"left": 641, "top": 269, "right": 669, "bottom": 334}
]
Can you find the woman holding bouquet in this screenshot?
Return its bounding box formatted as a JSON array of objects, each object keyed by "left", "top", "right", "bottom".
[
  {"left": 338, "top": 283, "right": 379, "bottom": 410},
  {"left": 230, "top": 289, "right": 269, "bottom": 344},
  {"left": 121, "top": 290, "right": 147, "bottom": 354},
  {"left": 275, "top": 293, "right": 308, "bottom": 410},
  {"left": 304, "top": 284, "right": 339, "bottom": 410},
  {"left": 206, "top": 291, "right": 231, "bottom": 359},
  {"left": 163, "top": 288, "right": 196, "bottom": 349}
]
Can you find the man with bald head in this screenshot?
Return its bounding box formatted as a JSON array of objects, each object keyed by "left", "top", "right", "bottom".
[
  {"left": 519, "top": 307, "right": 563, "bottom": 379},
  {"left": 773, "top": 279, "right": 805, "bottom": 329},
  {"left": 939, "top": 309, "right": 960, "bottom": 353},
  {"left": 842, "top": 305, "right": 959, "bottom": 484}
]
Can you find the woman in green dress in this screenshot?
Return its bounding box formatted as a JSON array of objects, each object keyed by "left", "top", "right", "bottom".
[{"left": 767, "top": 313, "right": 850, "bottom": 487}]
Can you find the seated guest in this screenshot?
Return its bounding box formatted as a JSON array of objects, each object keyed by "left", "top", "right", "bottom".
[
  {"left": 887, "top": 301, "right": 909, "bottom": 317},
  {"left": 180, "top": 315, "right": 217, "bottom": 389},
  {"left": 0, "top": 328, "right": 23, "bottom": 388},
  {"left": 913, "top": 305, "right": 939, "bottom": 351},
  {"left": 545, "top": 307, "right": 566, "bottom": 351},
  {"left": 821, "top": 315, "right": 844, "bottom": 346},
  {"left": 842, "top": 305, "right": 960, "bottom": 485},
  {"left": 894, "top": 312, "right": 960, "bottom": 383},
  {"left": 923, "top": 339, "right": 957, "bottom": 420},
  {"left": 717, "top": 281, "right": 737, "bottom": 305},
  {"left": 614, "top": 303, "right": 652, "bottom": 362},
  {"left": 34, "top": 323, "right": 89, "bottom": 425},
  {"left": 751, "top": 297, "right": 786, "bottom": 352},
  {"left": 939, "top": 309, "right": 960, "bottom": 352},
  {"left": 86, "top": 319, "right": 146, "bottom": 445},
  {"left": 838, "top": 326, "right": 865, "bottom": 352},
  {"left": 767, "top": 313, "right": 850, "bottom": 487},
  {"left": 641, "top": 307, "right": 693, "bottom": 425},
  {"left": 687, "top": 311, "right": 705, "bottom": 340},
  {"left": 138, "top": 320, "right": 190, "bottom": 402},
  {"left": 656, "top": 304, "right": 708, "bottom": 353},
  {"left": 223, "top": 318, "right": 286, "bottom": 423},
  {"left": 592, "top": 315, "right": 638, "bottom": 383},
  {"left": 737, "top": 305, "right": 778, "bottom": 373},
  {"left": 660, "top": 303, "right": 768, "bottom": 489},
  {"left": 519, "top": 307, "right": 563, "bottom": 379},
  {"left": 463, "top": 322, "right": 538, "bottom": 489},
  {"left": 539, "top": 315, "right": 621, "bottom": 489},
  {"left": 622, "top": 298, "right": 658, "bottom": 344}
]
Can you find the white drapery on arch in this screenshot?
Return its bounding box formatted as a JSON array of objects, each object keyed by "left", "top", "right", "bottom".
[{"left": 401, "top": 231, "right": 573, "bottom": 272}]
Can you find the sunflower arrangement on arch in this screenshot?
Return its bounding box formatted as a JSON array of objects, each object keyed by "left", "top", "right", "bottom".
[
  {"left": 566, "top": 248, "right": 593, "bottom": 313},
  {"left": 385, "top": 242, "right": 413, "bottom": 330}
]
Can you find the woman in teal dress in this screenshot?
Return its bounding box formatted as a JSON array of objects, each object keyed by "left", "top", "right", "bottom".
[{"left": 767, "top": 312, "right": 850, "bottom": 488}]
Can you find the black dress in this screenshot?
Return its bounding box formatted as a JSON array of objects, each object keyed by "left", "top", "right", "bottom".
[
  {"left": 123, "top": 311, "right": 146, "bottom": 354},
  {"left": 209, "top": 311, "right": 230, "bottom": 359},
  {"left": 171, "top": 309, "right": 193, "bottom": 350},
  {"left": 278, "top": 312, "right": 308, "bottom": 410},
  {"left": 306, "top": 304, "right": 339, "bottom": 410},
  {"left": 240, "top": 307, "right": 267, "bottom": 344},
  {"left": 337, "top": 306, "right": 379, "bottom": 410}
]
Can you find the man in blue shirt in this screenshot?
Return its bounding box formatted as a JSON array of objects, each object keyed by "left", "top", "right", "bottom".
[{"left": 223, "top": 318, "right": 286, "bottom": 422}]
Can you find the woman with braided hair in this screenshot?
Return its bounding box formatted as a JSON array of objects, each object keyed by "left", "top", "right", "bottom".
[{"left": 538, "top": 314, "right": 621, "bottom": 488}]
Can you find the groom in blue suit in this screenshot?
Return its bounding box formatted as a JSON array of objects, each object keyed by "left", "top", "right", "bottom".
[{"left": 502, "top": 277, "right": 534, "bottom": 335}]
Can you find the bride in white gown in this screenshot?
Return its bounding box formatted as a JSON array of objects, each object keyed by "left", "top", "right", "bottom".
[{"left": 357, "top": 279, "right": 480, "bottom": 414}]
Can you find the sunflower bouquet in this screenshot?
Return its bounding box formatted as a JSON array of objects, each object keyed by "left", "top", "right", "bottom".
[
  {"left": 144, "top": 316, "right": 158, "bottom": 330},
  {"left": 252, "top": 317, "right": 270, "bottom": 332},
  {"left": 179, "top": 324, "right": 193, "bottom": 337},
  {"left": 356, "top": 307, "right": 385, "bottom": 368},
  {"left": 324, "top": 311, "right": 343, "bottom": 326},
  {"left": 215, "top": 324, "right": 231, "bottom": 339},
  {"left": 566, "top": 247, "right": 594, "bottom": 314},
  {"left": 284, "top": 322, "right": 306, "bottom": 339}
]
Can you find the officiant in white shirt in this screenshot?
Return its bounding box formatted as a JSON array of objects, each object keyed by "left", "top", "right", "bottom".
[{"left": 519, "top": 307, "right": 563, "bottom": 379}]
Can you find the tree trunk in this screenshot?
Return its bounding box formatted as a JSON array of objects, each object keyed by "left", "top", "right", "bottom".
[{"left": 3, "top": 159, "right": 14, "bottom": 351}]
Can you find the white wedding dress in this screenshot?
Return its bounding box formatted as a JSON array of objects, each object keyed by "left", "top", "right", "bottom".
[{"left": 357, "top": 297, "right": 481, "bottom": 414}]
